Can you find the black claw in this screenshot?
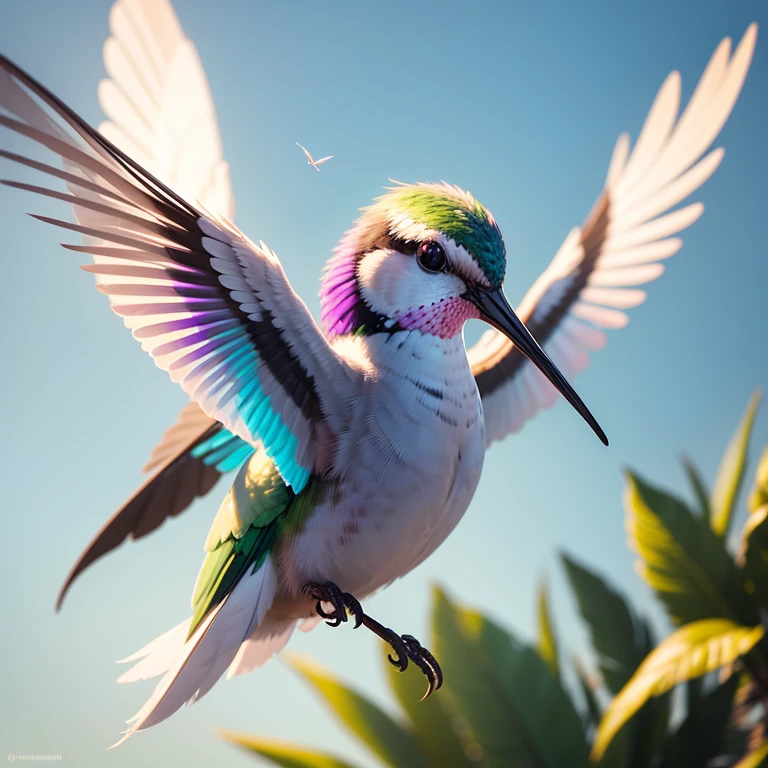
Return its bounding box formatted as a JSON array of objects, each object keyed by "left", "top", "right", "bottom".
[
  {"left": 343, "top": 592, "right": 364, "bottom": 629},
  {"left": 386, "top": 634, "right": 409, "bottom": 671},
  {"left": 304, "top": 581, "right": 366, "bottom": 628},
  {"left": 402, "top": 634, "right": 443, "bottom": 699},
  {"left": 302, "top": 582, "right": 443, "bottom": 699}
]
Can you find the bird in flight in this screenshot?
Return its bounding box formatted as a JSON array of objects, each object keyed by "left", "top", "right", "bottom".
[
  {"left": 296, "top": 141, "right": 333, "bottom": 170},
  {"left": 0, "top": 0, "right": 756, "bottom": 747}
]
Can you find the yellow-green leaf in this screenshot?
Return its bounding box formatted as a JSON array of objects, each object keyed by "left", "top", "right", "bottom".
[
  {"left": 285, "top": 654, "right": 428, "bottom": 768},
  {"left": 749, "top": 447, "right": 768, "bottom": 514},
  {"left": 625, "top": 472, "right": 755, "bottom": 626},
  {"left": 735, "top": 741, "right": 768, "bottom": 768},
  {"left": 592, "top": 620, "right": 764, "bottom": 761},
  {"left": 217, "top": 731, "right": 361, "bottom": 768},
  {"left": 432, "top": 586, "right": 590, "bottom": 768},
  {"left": 712, "top": 391, "right": 761, "bottom": 537},
  {"left": 536, "top": 578, "right": 559, "bottom": 679},
  {"left": 384, "top": 650, "right": 476, "bottom": 768}
]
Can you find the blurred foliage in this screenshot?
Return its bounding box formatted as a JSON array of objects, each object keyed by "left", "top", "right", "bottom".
[{"left": 221, "top": 390, "right": 768, "bottom": 767}]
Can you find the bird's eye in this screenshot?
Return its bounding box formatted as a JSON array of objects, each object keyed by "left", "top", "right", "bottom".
[{"left": 417, "top": 241, "right": 446, "bottom": 273}]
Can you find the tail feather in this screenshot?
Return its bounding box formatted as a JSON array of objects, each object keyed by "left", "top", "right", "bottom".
[
  {"left": 116, "top": 619, "right": 190, "bottom": 683},
  {"left": 111, "top": 558, "right": 277, "bottom": 747},
  {"left": 226, "top": 616, "right": 296, "bottom": 679}
]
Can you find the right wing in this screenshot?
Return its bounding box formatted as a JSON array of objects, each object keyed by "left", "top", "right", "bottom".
[{"left": 469, "top": 24, "right": 757, "bottom": 446}]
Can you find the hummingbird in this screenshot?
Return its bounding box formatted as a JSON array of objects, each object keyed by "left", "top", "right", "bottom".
[
  {"left": 0, "top": 0, "right": 756, "bottom": 747},
  {"left": 297, "top": 142, "right": 334, "bottom": 171}
]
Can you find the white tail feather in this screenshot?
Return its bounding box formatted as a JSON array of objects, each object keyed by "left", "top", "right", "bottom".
[
  {"left": 116, "top": 619, "right": 190, "bottom": 682},
  {"left": 226, "top": 616, "right": 296, "bottom": 679},
  {"left": 111, "top": 558, "right": 277, "bottom": 747}
]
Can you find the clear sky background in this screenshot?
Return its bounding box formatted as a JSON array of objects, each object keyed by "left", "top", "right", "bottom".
[{"left": 1, "top": 1, "right": 767, "bottom": 766}]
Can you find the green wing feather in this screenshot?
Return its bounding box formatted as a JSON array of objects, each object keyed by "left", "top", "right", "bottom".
[{"left": 187, "top": 447, "right": 317, "bottom": 638}]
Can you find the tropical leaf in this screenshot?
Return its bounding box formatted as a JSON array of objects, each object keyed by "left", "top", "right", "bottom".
[
  {"left": 625, "top": 472, "right": 756, "bottom": 625},
  {"left": 573, "top": 654, "right": 601, "bottom": 730},
  {"left": 749, "top": 447, "right": 768, "bottom": 514},
  {"left": 740, "top": 505, "right": 768, "bottom": 610},
  {"left": 660, "top": 677, "right": 737, "bottom": 767},
  {"left": 285, "top": 655, "right": 428, "bottom": 768},
  {"left": 562, "top": 553, "right": 649, "bottom": 694},
  {"left": 592, "top": 620, "right": 765, "bottom": 761},
  {"left": 384, "top": 650, "right": 477, "bottom": 767},
  {"left": 681, "top": 455, "right": 711, "bottom": 520},
  {"left": 711, "top": 390, "right": 761, "bottom": 538},
  {"left": 217, "top": 731, "right": 361, "bottom": 768},
  {"left": 536, "top": 579, "right": 559, "bottom": 678},
  {"left": 734, "top": 740, "right": 768, "bottom": 768},
  {"left": 432, "top": 586, "right": 590, "bottom": 768}
]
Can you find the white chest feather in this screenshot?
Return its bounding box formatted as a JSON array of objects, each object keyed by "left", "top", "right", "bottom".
[{"left": 281, "top": 331, "right": 485, "bottom": 597}]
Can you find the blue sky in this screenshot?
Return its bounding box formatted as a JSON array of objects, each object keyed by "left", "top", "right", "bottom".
[{"left": 1, "top": 1, "right": 767, "bottom": 766}]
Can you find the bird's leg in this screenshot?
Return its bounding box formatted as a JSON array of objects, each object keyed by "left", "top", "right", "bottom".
[{"left": 302, "top": 580, "right": 443, "bottom": 699}]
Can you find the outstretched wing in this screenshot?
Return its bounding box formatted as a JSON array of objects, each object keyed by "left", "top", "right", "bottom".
[
  {"left": 0, "top": 56, "right": 352, "bottom": 492},
  {"left": 55, "top": 0, "right": 250, "bottom": 606},
  {"left": 296, "top": 142, "right": 314, "bottom": 163},
  {"left": 312, "top": 155, "right": 333, "bottom": 166},
  {"left": 469, "top": 24, "right": 757, "bottom": 447}
]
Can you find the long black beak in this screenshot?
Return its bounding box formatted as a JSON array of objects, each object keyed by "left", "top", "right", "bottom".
[{"left": 467, "top": 286, "right": 608, "bottom": 446}]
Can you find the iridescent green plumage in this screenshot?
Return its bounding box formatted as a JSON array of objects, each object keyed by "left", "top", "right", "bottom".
[
  {"left": 378, "top": 183, "right": 506, "bottom": 286},
  {"left": 188, "top": 448, "right": 317, "bottom": 637}
]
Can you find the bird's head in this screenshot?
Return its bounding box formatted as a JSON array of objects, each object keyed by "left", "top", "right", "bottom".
[{"left": 321, "top": 181, "right": 606, "bottom": 443}]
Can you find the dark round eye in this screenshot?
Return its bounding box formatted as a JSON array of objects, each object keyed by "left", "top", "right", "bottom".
[{"left": 417, "top": 241, "right": 446, "bottom": 273}]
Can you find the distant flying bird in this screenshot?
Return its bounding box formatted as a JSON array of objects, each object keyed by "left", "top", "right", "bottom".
[
  {"left": 296, "top": 141, "right": 333, "bottom": 170},
  {"left": 0, "top": 0, "right": 757, "bottom": 747}
]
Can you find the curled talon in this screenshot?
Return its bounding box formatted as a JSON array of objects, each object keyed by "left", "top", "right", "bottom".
[
  {"left": 386, "top": 637, "right": 409, "bottom": 671},
  {"left": 343, "top": 593, "right": 364, "bottom": 629},
  {"left": 402, "top": 634, "right": 442, "bottom": 700}
]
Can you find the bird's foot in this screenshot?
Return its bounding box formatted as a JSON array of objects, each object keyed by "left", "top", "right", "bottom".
[
  {"left": 301, "top": 580, "right": 443, "bottom": 699},
  {"left": 303, "top": 580, "right": 363, "bottom": 628}
]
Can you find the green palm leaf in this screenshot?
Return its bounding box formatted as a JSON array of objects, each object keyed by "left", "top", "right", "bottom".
[
  {"left": 536, "top": 579, "right": 559, "bottom": 678},
  {"left": 217, "top": 731, "right": 361, "bottom": 768},
  {"left": 711, "top": 390, "right": 761, "bottom": 538},
  {"left": 285, "top": 654, "right": 428, "bottom": 768},
  {"left": 562, "top": 553, "right": 650, "bottom": 694},
  {"left": 432, "top": 586, "right": 590, "bottom": 768},
  {"left": 592, "top": 619, "right": 764, "bottom": 761},
  {"left": 384, "top": 650, "right": 477, "bottom": 767},
  {"left": 625, "top": 472, "right": 755, "bottom": 625}
]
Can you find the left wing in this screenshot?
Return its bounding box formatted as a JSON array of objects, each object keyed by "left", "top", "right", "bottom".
[
  {"left": 0, "top": 55, "right": 352, "bottom": 493},
  {"left": 470, "top": 24, "right": 757, "bottom": 446},
  {"left": 313, "top": 155, "right": 333, "bottom": 166},
  {"left": 296, "top": 142, "right": 314, "bottom": 163}
]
